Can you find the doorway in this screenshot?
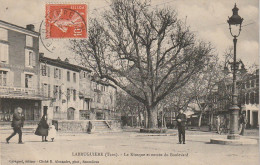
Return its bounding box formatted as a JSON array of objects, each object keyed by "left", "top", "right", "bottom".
[
  {"left": 252, "top": 111, "right": 258, "bottom": 128},
  {"left": 67, "top": 107, "right": 75, "bottom": 120}
]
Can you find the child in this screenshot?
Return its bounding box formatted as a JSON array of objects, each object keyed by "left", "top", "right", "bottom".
[{"left": 48, "top": 125, "right": 56, "bottom": 142}]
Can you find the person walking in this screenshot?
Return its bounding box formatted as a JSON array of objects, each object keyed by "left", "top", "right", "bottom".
[
  {"left": 35, "top": 114, "right": 49, "bottom": 142},
  {"left": 6, "top": 107, "right": 25, "bottom": 144},
  {"left": 176, "top": 110, "right": 187, "bottom": 144},
  {"left": 239, "top": 113, "right": 247, "bottom": 136}
]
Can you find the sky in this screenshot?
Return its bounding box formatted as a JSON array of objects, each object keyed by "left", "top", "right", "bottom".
[{"left": 0, "top": 0, "right": 259, "bottom": 67}]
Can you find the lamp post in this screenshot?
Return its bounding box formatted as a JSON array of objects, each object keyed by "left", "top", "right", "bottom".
[{"left": 227, "top": 3, "right": 243, "bottom": 139}]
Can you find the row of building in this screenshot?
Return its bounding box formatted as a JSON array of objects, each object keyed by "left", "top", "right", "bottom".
[
  {"left": 161, "top": 67, "right": 259, "bottom": 129},
  {"left": 0, "top": 20, "right": 117, "bottom": 126},
  {"left": 185, "top": 68, "right": 259, "bottom": 129}
]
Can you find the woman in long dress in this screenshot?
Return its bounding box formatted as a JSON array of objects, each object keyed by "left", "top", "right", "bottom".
[{"left": 35, "top": 114, "right": 49, "bottom": 142}]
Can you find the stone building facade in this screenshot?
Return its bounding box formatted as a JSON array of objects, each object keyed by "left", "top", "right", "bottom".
[
  {"left": 0, "top": 20, "right": 46, "bottom": 123},
  {"left": 39, "top": 55, "right": 117, "bottom": 122},
  {"left": 0, "top": 20, "right": 118, "bottom": 131}
]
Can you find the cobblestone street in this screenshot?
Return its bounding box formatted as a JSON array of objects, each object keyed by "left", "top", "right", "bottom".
[{"left": 1, "top": 128, "right": 259, "bottom": 165}]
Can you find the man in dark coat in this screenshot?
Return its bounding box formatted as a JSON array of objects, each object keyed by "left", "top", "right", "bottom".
[
  {"left": 176, "top": 110, "right": 187, "bottom": 144},
  {"left": 6, "top": 107, "right": 25, "bottom": 144}
]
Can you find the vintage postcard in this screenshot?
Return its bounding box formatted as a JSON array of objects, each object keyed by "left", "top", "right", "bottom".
[{"left": 0, "top": 0, "right": 259, "bottom": 165}]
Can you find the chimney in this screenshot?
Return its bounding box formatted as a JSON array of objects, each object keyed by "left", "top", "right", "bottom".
[
  {"left": 64, "top": 58, "right": 69, "bottom": 63},
  {"left": 26, "top": 24, "right": 35, "bottom": 31}
]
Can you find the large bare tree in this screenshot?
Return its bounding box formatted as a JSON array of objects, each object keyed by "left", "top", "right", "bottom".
[{"left": 71, "top": 0, "right": 212, "bottom": 128}]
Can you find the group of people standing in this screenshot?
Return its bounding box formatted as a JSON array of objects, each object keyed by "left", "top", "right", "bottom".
[
  {"left": 6, "top": 107, "right": 56, "bottom": 144},
  {"left": 216, "top": 113, "right": 247, "bottom": 135}
]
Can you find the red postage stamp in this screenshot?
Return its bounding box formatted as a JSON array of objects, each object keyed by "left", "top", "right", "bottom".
[{"left": 45, "top": 4, "right": 87, "bottom": 38}]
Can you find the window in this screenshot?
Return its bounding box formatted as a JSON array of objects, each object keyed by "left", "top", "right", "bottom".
[
  {"left": 59, "top": 69, "right": 62, "bottom": 79},
  {"left": 54, "top": 68, "right": 59, "bottom": 78},
  {"left": 41, "top": 64, "right": 47, "bottom": 76},
  {"left": 0, "top": 71, "right": 7, "bottom": 86},
  {"left": 73, "top": 73, "right": 76, "bottom": 82},
  {"left": 48, "top": 84, "right": 51, "bottom": 97},
  {"left": 250, "top": 92, "right": 255, "bottom": 104},
  {"left": 67, "top": 71, "right": 70, "bottom": 81},
  {"left": 97, "top": 94, "right": 101, "bottom": 103},
  {"left": 255, "top": 91, "right": 259, "bottom": 104},
  {"left": 0, "top": 28, "right": 8, "bottom": 41},
  {"left": 246, "top": 80, "right": 250, "bottom": 88},
  {"left": 0, "top": 43, "right": 9, "bottom": 63},
  {"left": 241, "top": 83, "right": 245, "bottom": 89},
  {"left": 26, "top": 35, "right": 33, "bottom": 47},
  {"left": 241, "top": 94, "right": 246, "bottom": 105},
  {"left": 67, "top": 88, "right": 70, "bottom": 101},
  {"left": 25, "top": 49, "right": 35, "bottom": 67},
  {"left": 256, "top": 78, "right": 259, "bottom": 87},
  {"left": 245, "top": 93, "right": 250, "bottom": 105},
  {"left": 251, "top": 80, "right": 255, "bottom": 88},
  {"left": 59, "top": 86, "right": 62, "bottom": 100},
  {"left": 25, "top": 74, "right": 33, "bottom": 88},
  {"left": 73, "top": 89, "right": 76, "bottom": 101},
  {"left": 53, "top": 85, "right": 58, "bottom": 99}
]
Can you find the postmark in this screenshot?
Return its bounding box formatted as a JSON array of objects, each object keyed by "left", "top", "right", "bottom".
[{"left": 45, "top": 4, "right": 87, "bottom": 38}]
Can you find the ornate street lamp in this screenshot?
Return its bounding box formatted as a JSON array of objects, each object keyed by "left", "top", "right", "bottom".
[{"left": 227, "top": 3, "right": 243, "bottom": 139}]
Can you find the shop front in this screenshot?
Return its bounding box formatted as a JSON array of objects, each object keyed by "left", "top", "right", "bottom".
[{"left": 0, "top": 98, "right": 41, "bottom": 122}]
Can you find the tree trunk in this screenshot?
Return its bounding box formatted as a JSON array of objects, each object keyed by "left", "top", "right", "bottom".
[
  {"left": 144, "top": 111, "right": 147, "bottom": 128},
  {"left": 198, "top": 112, "right": 203, "bottom": 128},
  {"left": 138, "top": 111, "right": 142, "bottom": 127},
  {"left": 131, "top": 114, "right": 134, "bottom": 127},
  {"left": 147, "top": 106, "right": 158, "bottom": 129}
]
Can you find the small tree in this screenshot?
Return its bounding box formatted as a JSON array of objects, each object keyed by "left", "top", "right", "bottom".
[
  {"left": 71, "top": 0, "right": 212, "bottom": 128},
  {"left": 190, "top": 56, "right": 221, "bottom": 128},
  {"left": 116, "top": 91, "right": 144, "bottom": 127}
]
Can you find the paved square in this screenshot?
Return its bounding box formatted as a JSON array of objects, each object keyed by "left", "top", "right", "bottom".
[{"left": 1, "top": 129, "right": 259, "bottom": 165}]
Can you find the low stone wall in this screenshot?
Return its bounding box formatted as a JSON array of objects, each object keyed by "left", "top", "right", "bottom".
[
  {"left": 54, "top": 120, "right": 121, "bottom": 133},
  {"left": 140, "top": 128, "right": 167, "bottom": 133},
  {"left": 54, "top": 120, "right": 89, "bottom": 133}
]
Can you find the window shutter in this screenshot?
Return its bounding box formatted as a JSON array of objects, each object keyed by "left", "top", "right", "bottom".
[
  {"left": 21, "top": 73, "right": 25, "bottom": 87},
  {"left": 47, "top": 66, "right": 50, "bottom": 77},
  {"left": 59, "top": 69, "right": 61, "bottom": 79},
  {"left": 53, "top": 85, "right": 56, "bottom": 97},
  {"left": 54, "top": 68, "right": 56, "bottom": 78},
  {"left": 25, "top": 49, "right": 29, "bottom": 66},
  {"left": 32, "top": 52, "right": 36, "bottom": 66},
  {"left": 0, "top": 44, "right": 9, "bottom": 63},
  {"left": 48, "top": 84, "right": 51, "bottom": 97}
]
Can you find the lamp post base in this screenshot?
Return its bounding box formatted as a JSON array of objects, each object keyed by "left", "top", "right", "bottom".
[{"left": 227, "top": 134, "right": 240, "bottom": 140}]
